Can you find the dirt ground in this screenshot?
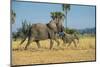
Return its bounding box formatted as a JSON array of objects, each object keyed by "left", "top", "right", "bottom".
[{"left": 12, "top": 37, "right": 96, "bottom": 66}]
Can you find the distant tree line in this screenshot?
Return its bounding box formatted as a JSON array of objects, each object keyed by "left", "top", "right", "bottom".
[{"left": 77, "top": 27, "right": 96, "bottom": 35}]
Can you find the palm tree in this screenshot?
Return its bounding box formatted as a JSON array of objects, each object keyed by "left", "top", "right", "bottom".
[
  {"left": 11, "top": 10, "right": 16, "bottom": 24},
  {"left": 62, "top": 4, "right": 70, "bottom": 28},
  {"left": 50, "top": 12, "right": 65, "bottom": 20}
]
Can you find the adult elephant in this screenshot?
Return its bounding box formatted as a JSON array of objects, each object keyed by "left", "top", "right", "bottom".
[{"left": 19, "top": 13, "right": 64, "bottom": 50}]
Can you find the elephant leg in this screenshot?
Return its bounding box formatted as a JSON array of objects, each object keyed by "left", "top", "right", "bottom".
[
  {"left": 54, "top": 38, "right": 60, "bottom": 47},
  {"left": 62, "top": 39, "right": 66, "bottom": 46},
  {"left": 73, "top": 40, "right": 77, "bottom": 47},
  {"left": 19, "top": 37, "right": 26, "bottom": 45},
  {"left": 50, "top": 39, "right": 53, "bottom": 49},
  {"left": 77, "top": 39, "right": 79, "bottom": 47},
  {"left": 35, "top": 40, "right": 41, "bottom": 48},
  {"left": 18, "top": 37, "right": 27, "bottom": 49},
  {"left": 77, "top": 39, "right": 79, "bottom": 44},
  {"left": 24, "top": 37, "right": 32, "bottom": 50},
  {"left": 67, "top": 41, "right": 72, "bottom": 47}
]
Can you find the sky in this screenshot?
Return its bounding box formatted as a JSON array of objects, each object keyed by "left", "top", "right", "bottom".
[{"left": 12, "top": 0, "right": 96, "bottom": 32}]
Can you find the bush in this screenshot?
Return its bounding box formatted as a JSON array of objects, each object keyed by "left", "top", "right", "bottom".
[{"left": 64, "top": 28, "right": 79, "bottom": 34}]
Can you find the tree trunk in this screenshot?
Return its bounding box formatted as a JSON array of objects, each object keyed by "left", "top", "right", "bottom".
[{"left": 65, "top": 12, "right": 67, "bottom": 28}]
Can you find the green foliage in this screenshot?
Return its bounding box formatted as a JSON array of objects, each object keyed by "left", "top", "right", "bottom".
[
  {"left": 18, "top": 20, "right": 31, "bottom": 38},
  {"left": 65, "top": 28, "right": 79, "bottom": 34},
  {"left": 12, "top": 32, "right": 18, "bottom": 41},
  {"left": 11, "top": 10, "right": 16, "bottom": 24},
  {"left": 12, "top": 20, "right": 31, "bottom": 40},
  {"left": 62, "top": 4, "right": 70, "bottom": 13},
  {"left": 50, "top": 12, "right": 65, "bottom": 20}
]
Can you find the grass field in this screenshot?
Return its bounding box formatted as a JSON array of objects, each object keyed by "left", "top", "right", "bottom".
[{"left": 12, "top": 36, "right": 96, "bottom": 66}]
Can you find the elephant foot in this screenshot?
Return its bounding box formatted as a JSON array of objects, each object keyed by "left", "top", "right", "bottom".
[{"left": 24, "top": 47, "right": 28, "bottom": 50}]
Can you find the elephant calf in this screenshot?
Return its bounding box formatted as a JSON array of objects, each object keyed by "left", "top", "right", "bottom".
[{"left": 59, "top": 32, "right": 79, "bottom": 47}]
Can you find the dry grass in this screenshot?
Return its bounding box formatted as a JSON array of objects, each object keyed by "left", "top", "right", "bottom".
[{"left": 12, "top": 37, "right": 96, "bottom": 66}]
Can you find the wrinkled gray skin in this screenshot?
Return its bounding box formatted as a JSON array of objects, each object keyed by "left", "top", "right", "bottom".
[
  {"left": 19, "top": 18, "right": 64, "bottom": 50},
  {"left": 61, "top": 32, "right": 79, "bottom": 47}
]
